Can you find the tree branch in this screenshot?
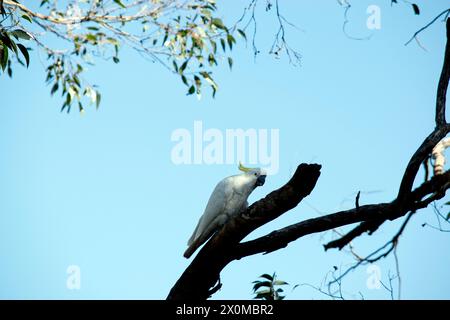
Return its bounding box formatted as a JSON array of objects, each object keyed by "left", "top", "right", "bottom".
[
  {"left": 167, "top": 163, "right": 321, "bottom": 300},
  {"left": 436, "top": 18, "right": 450, "bottom": 126},
  {"left": 405, "top": 8, "right": 450, "bottom": 47},
  {"left": 397, "top": 18, "right": 450, "bottom": 202},
  {"left": 3, "top": 0, "right": 165, "bottom": 25},
  {"left": 233, "top": 170, "right": 449, "bottom": 257}
]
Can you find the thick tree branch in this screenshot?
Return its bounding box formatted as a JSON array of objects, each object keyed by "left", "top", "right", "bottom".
[
  {"left": 436, "top": 18, "right": 450, "bottom": 126},
  {"left": 234, "top": 203, "right": 393, "bottom": 258},
  {"left": 233, "top": 170, "right": 449, "bottom": 257},
  {"left": 167, "top": 164, "right": 321, "bottom": 300}
]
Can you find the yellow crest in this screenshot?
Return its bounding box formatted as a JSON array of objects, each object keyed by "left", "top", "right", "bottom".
[{"left": 238, "top": 162, "right": 254, "bottom": 172}]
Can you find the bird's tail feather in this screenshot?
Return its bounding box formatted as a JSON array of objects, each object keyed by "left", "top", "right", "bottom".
[
  {"left": 187, "top": 218, "right": 202, "bottom": 246},
  {"left": 184, "top": 214, "right": 228, "bottom": 258},
  {"left": 184, "top": 237, "right": 202, "bottom": 258},
  {"left": 183, "top": 223, "right": 218, "bottom": 258}
]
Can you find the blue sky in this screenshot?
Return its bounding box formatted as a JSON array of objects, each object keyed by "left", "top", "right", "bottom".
[{"left": 0, "top": 0, "right": 449, "bottom": 299}]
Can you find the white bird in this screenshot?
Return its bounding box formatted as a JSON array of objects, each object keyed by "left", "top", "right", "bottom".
[{"left": 184, "top": 163, "right": 266, "bottom": 258}]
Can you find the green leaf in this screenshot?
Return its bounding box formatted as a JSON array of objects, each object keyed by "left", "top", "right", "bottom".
[
  {"left": 208, "top": 53, "right": 217, "bottom": 66},
  {"left": 113, "top": 56, "right": 120, "bottom": 63},
  {"left": 50, "top": 82, "right": 59, "bottom": 96},
  {"left": 73, "top": 75, "right": 81, "bottom": 87},
  {"left": 17, "top": 44, "right": 29, "bottom": 67},
  {"left": 65, "top": 91, "right": 72, "bottom": 105},
  {"left": 253, "top": 293, "right": 268, "bottom": 300},
  {"left": 21, "top": 14, "right": 32, "bottom": 23},
  {"left": 259, "top": 274, "right": 273, "bottom": 281},
  {"left": 0, "top": 33, "right": 17, "bottom": 54},
  {"left": 210, "top": 39, "right": 217, "bottom": 54},
  {"left": 113, "top": 0, "right": 126, "bottom": 9},
  {"left": 220, "top": 38, "right": 226, "bottom": 52},
  {"left": 60, "top": 103, "right": 69, "bottom": 113},
  {"left": 96, "top": 92, "right": 101, "bottom": 109},
  {"left": 412, "top": 3, "right": 420, "bottom": 15},
  {"left": 227, "top": 57, "right": 233, "bottom": 70},
  {"left": 200, "top": 71, "right": 218, "bottom": 95},
  {"left": 162, "top": 31, "right": 168, "bottom": 46},
  {"left": 181, "top": 75, "right": 188, "bottom": 86},
  {"left": 273, "top": 280, "right": 289, "bottom": 286},
  {"left": 211, "top": 18, "right": 227, "bottom": 31},
  {"left": 179, "top": 60, "right": 188, "bottom": 73},
  {"left": 1, "top": 45, "right": 8, "bottom": 71},
  {"left": 86, "top": 34, "right": 97, "bottom": 42},
  {"left": 253, "top": 281, "right": 271, "bottom": 292},
  {"left": 253, "top": 292, "right": 272, "bottom": 300},
  {"left": 172, "top": 60, "right": 178, "bottom": 73},
  {"left": 237, "top": 29, "right": 247, "bottom": 41},
  {"left": 227, "top": 34, "right": 235, "bottom": 50},
  {"left": 187, "top": 85, "right": 195, "bottom": 95},
  {"left": 194, "top": 75, "right": 201, "bottom": 89},
  {"left": 255, "top": 288, "right": 272, "bottom": 295},
  {"left": 11, "top": 29, "right": 31, "bottom": 40}
]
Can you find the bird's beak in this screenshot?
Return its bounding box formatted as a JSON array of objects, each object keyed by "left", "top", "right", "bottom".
[{"left": 256, "top": 175, "right": 266, "bottom": 186}]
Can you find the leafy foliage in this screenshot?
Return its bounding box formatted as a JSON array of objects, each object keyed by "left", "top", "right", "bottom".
[
  {"left": 0, "top": 0, "right": 246, "bottom": 112},
  {"left": 252, "top": 273, "right": 289, "bottom": 300},
  {"left": 0, "top": 6, "right": 31, "bottom": 78}
]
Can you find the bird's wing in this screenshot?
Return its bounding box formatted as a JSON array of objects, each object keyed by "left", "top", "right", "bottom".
[
  {"left": 184, "top": 213, "right": 229, "bottom": 258},
  {"left": 187, "top": 178, "right": 231, "bottom": 245},
  {"left": 184, "top": 178, "right": 233, "bottom": 257}
]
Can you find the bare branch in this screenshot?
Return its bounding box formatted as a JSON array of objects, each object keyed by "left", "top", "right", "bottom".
[
  {"left": 4, "top": 0, "right": 166, "bottom": 25},
  {"left": 397, "top": 18, "right": 450, "bottom": 202},
  {"left": 329, "top": 212, "right": 414, "bottom": 287},
  {"left": 339, "top": 1, "right": 373, "bottom": 41},
  {"left": 405, "top": 8, "right": 450, "bottom": 47},
  {"left": 234, "top": 171, "right": 449, "bottom": 258}
]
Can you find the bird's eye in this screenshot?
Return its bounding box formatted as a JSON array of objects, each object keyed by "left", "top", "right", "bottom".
[{"left": 254, "top": 173, "right": 258, "bottom": 176}]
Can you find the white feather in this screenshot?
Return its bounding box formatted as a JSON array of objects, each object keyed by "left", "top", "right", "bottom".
[{"left": 184, "top": 169, "right": 265, "bottom": 258}]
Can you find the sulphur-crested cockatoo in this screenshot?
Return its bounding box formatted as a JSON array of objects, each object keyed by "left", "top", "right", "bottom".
[{"left": 184, "top": 163, "right": 266, "bottom": 258}]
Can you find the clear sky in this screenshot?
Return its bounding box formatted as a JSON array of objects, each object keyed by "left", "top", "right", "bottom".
[{"left": 0, "top": 0, "right": 449, "bottom": 299}]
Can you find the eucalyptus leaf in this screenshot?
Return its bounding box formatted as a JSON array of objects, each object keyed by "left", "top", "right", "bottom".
[{"left": 17, "top": 44, "right": 29, "bottom": 67}]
